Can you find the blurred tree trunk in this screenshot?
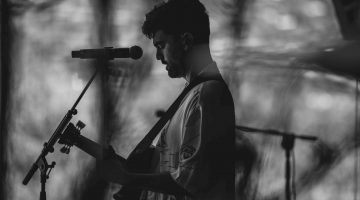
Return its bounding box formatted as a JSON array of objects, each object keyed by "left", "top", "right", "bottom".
[
  {"left": 78, "top": 1, "right": 116, "bottom": 200},
  {"left": 220, "top": 1, "right": 258, "bottom": 200},
  {"left": 1, "top": 0, "right": 11, "bottom": 199},
  {"left": 221, "top": 0, "right": 250, "bottom": 107}
]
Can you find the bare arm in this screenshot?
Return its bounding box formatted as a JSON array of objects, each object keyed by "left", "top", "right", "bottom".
[{"left": 59, "top": 130, "right": 191, "bottom": 197}]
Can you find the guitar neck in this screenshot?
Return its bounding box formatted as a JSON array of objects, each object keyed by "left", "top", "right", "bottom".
[{"left": 73, "top": 134, "right": 126, "bottom": 162}]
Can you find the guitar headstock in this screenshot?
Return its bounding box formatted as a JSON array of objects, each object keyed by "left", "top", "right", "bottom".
[{"left": 58, "top": 121, "right": 85, "bottom": 154}]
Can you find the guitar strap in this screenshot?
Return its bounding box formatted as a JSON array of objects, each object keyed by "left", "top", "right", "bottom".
[
  {"left": 114, "top": 76, "right": 224, "bottom": 200},
  {"left": 128, "top": 77, "right": 222, "bottom": 159}
]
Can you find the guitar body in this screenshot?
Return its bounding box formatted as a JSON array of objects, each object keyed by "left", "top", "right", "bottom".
[
  {"left": 59, "top": 79, "right": 214, "bottom": 200},
  {"left": 113, "top": 148, "right": 155, "bottom": 200}
]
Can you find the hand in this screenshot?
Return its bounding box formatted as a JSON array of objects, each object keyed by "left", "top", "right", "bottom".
[{"left": 97, "top": 145, "right": 131, "bottom": 185}]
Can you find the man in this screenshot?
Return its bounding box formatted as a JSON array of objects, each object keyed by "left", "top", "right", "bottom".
[{"left": 99, "top": 0, "right": 235, "bottom": 199}]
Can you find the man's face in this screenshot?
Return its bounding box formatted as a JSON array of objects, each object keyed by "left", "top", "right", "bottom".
[{"left": 152, "top": 30, "right": 186, "bottom": 78}]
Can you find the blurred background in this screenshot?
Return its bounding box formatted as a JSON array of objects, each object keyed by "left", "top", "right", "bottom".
[{"left": 1, "top": 0, "right": 360, "bottom": 200}]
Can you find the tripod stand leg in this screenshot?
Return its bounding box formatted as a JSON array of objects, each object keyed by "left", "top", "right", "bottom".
[
  {"left": 285, "top": 150, "right": 291, "bottom": 200},
  {"left": 37, "top": 156, "right": 55, "bottom": 200},
  {"left": 282, "top": 135, "right": 295, "bottom": 200},
  {"left": 40, "top": 171, "right": 46, "bottom": 200}
]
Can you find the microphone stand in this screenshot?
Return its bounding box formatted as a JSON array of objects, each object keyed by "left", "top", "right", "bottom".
[
  {"left": 22, "top": 66, "right": 99, "bottom": 200},
  {"left": 236, "top": 125, "right": 318, "bottom": 200}
]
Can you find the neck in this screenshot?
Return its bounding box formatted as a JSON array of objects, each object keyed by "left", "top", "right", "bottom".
[{"left": 183, "top": 44, "right": 213, "bottom": 83}]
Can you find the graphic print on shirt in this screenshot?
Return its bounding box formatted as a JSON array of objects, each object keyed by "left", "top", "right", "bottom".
[
  {"left": 180, "top": 144, "right": 196, "bottom": 160},
  {"left": 180, "top": 99, "right": 201, "bottom": 166},
  {"left": 178, "top": 133, "right": 199, "bottom": 171},
  {"left": 157, "top": 124, "right": 182, "bottom": 171}
]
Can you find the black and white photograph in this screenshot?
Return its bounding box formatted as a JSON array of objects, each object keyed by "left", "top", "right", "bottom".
[{"left": 1, "top": 0, "right": 360, "bottom": 200}]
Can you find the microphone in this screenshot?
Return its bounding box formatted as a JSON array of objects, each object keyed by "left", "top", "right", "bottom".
[{"left": 71, "top": 46, "right": 143, "bottom": 60}]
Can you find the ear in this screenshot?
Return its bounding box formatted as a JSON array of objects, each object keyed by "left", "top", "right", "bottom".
[{"left": 181, "top": 32, "right": 194, "bottom": 51}]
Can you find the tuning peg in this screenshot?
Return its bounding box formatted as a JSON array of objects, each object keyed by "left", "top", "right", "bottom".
[
  {"left": 60, "top": 146, "right": 68, "bottom": 154},
  {"left": 60, "top": 145, "right": 71, "bottom": 154},
  {"left": 76, "top": 120, "right": 86, "bottom": 129},
  {"left": 65, "top": 147, "right": 71, "bottom": 154}
]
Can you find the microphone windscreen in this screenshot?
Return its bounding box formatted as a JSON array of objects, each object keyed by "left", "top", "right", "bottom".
[{"left": 129, "top": 46, "right": 143, "bottom": 60}]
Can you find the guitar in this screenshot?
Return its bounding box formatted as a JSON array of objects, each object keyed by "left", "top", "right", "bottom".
[{"left": 58, "top": 121, "right": 154, "bottom": 200}]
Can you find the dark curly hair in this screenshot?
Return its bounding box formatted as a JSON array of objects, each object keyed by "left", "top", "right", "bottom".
[{"left": 142, "top": 0, "right": 210, "bottom": 44}]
